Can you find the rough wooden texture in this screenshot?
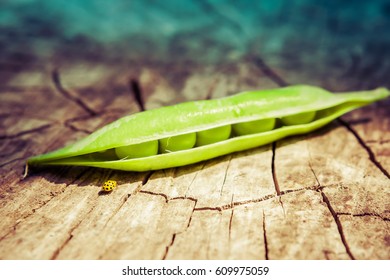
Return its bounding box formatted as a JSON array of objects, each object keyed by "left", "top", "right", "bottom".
[{"left": 0, "top": 58, "right": 389, "bottom": 260}]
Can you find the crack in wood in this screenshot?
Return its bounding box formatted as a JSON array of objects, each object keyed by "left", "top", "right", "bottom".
[
  {"left": 62, "top": 111, "right": 117, "bottom": 135},
  {"left": 192, "top": 185, "right": 324, "bottom": 212},
  {"left": 61, "top": 106, "right": 137, "bottom": 135},
  {"left": 0, "top": 174, "right": 78, "bottom": 242},
  {"left": 185, "top": 199, "right": 198, "bottom": 230},
  {"left": 271, "top": 142, "right": 281, "bottom": 196},
  {"left": 228, "top": 194, "right": 234, "bottom": 241},
  {"left": 63, "top": 115, "right": 99, "bottom": 134},
  {"left": 346, "top": 118, "right": 372, "bottom": 126},
  {"left": 262, "top": 210, "right": 269, "bottom": 260},
  {"left": 195, "top": 194, "right": 274, "bottom": 211},
  {"left": 194, "top": 206, "right": 223, "bottom": 212},
  {"left": 51, "top": 234, "right": 74, "bottom": 260},
  {"left": 366, "top": 139, "right": 390, "bottom": 144},
  {"left": 161, "top": 198, "right": 199, "bottom": 260},
  {"left": 170, "top": 196, "right": 197, "bottom": 203},
  {"left": 320, "top": 191, "right": 356, "bottom": 260},
  {"left": 0, "top": 85, "right": 52, "bottom": 93},
  {"left": 51, "top": 201, "right": 99, "bottom": 260},
  {"left": 205, "top": 77, "right": 219, "bottom": 100},
  {"left": 0, "top": 221, "right": 22, "bottom": 243},
  {"left": 0, "top": 166, "right": 90, "bottom": 233},
  {"left": 142, "top": 171, "right": 154, "bottom": 186},
  {"left": 251, "top": 56, "right": 289, "bottom": 87},
  {"left": 219, "top": 156, "right": 231, "bottom": 197},
  {"left": 280, "top": 185, "right": 322, "bottom": 195},
  {"left": 64, "top": 121, "right": 92, "bottom": 134},
  {"left": 309, "top": 160, "right": 356, "bottom": 259},
  {"left": 184, "top": 163, "right": 205, "bottom": 197},
  {"left": 0, "top": 124, "right": 52, "bottom": 140},
  {"left": 129, "top": 78, "right": 145, "bottom": 111},
  {"left": 336, "top": 212, "right": 390, "bottom": 222},
  {"left": 271, "top": 142, "right": 285, "bottom": 216},
  {"left": 0, "top": 157, "right": 24, "bottom": 168},
  {"left": 0, "top": 112, "right": 23, "bottom": 119},
  {"left": 0, "top": 140, "right": 26, "bottom": 158},
  {"left": 308, "top": 162, "right": 321, "bottom": 187},
  {"left": 162, "top": 233, "right": 176, "bottom": 260},
  {"left": 100, "top": 173, "right": 156, "bottom": 228},
  {"left": 277, "top": 196, "right": 286, "bottom": 217},
  {"left": 139, "top": 190, "right": 169, "bottom": 203},
  {"left": 338, "top": 118, "right": 390, "bottom": 179},
  {"left": 51, "top": 69, "right": 97, "bottom": 116},
  {"left": 138, "top": 190, "right": 199, "bottom": 206},
  {"left": 101, "top": 192, "right": 132, "bottom": 229},
  {"left": 323, "top": 249, "right": 332, "bottom": 260}
]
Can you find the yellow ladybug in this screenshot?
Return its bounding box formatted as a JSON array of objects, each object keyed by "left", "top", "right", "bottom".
[{"left": 102, "top": 180, "right": 117, "bottom": 192}]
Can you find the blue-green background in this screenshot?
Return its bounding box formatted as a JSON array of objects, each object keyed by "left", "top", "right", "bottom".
[{"left": 1, "top": 0, "right": 389, "bottom": 86}]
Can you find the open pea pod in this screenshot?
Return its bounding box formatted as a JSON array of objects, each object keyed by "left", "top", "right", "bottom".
[{"left": 28, "top": 85, "right": 389, "bottom": 171}]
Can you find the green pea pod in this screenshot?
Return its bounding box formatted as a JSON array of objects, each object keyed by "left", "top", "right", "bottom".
[{"left": 28, "top": 85, "right": 389, "bottom": 171}]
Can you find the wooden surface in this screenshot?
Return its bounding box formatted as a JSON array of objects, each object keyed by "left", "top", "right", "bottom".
[{"left": 0, "top": 58, "right": 389, "bottom": 260}]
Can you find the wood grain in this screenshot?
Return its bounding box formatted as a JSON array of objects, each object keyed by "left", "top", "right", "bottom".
[{"left": 0, "top": 59, "right": 388, "bottom": 260}]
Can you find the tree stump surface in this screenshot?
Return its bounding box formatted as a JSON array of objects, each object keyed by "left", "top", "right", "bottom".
[{"left": 0, "top": 58, "right": 389, "bottom": 260}]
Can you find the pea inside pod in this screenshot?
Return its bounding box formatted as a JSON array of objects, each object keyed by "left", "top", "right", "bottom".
[
  {"left": 159, "top": 133, "right": 196, "bottom": 153},
  {"left": 27, "top": 85, "right": 389, "bottom": 172},
  {"left": 196, "top": 125, "right": 231, "bottom": 146},
  {"left": 115, "top": 140, "right": 158, "bottom": 159},
  {"left": 232, "top": 118, "right": 276, "bottom": 135}
]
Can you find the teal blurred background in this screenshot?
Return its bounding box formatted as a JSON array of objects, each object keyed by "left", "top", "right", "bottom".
[{"left": 0, "top": 0, "right": 389, "bottom": 86}]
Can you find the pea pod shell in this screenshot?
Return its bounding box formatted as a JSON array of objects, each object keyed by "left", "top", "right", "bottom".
[{"left": 28, "top": 85, "right": 389, "bottom": 171}]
